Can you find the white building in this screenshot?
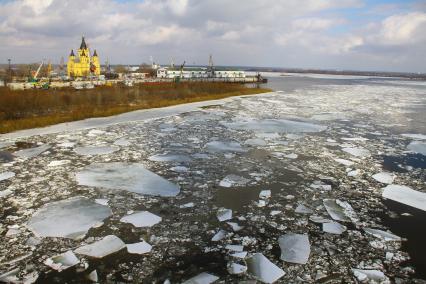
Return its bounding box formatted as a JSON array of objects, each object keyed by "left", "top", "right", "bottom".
[{"left": 157, "top": 67, "right": 245, "bottom": 79}]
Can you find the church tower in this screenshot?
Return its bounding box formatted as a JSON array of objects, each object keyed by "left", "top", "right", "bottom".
[
  {"left": 67, "top": 50, "right": 75, "bottom": 77},
  {"left": 67, "top": 36, "right": 100, "bottom": 78},
  {"left": 91, "top": 50, "right": 101, "bottom": 76}
]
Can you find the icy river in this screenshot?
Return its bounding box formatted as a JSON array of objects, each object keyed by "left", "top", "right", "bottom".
[{"left": 0, "top": 74, "right": 425, "bottom": 283}]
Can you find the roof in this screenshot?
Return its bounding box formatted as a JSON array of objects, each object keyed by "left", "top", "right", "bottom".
[
  {"left": 70, "top": 49, "right": 75, "bottom": 56},
  {"left": 93, "top": 49, "right": 98, "bottom": 57},
  {"left": 80, "top": 36, "right": 87, "bottom": 49}
]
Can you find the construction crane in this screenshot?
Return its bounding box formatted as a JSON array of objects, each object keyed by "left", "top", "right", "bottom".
[{"left": 33, "top": 60, "right": 44, "bottom": 81}]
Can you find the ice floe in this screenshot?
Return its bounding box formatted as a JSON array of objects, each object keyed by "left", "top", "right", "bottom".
[
  {"left": 279, "top": 233, "right": 310, "bottom": 264},
  {"left": 364, "top": 228, "right": 401, "bottom": 241},
  {"left": 217, "top": 208, "right": 232, "bottom": 222},
  {"left": 407, "top": 141, "right": 426, "bottom": 155},
  {"left": 205, "top": 141, "right": 246, "bottom": 153},
  {"left": 44, "top": 251, "right": 79, "bottom": 272},
  {"left": 382, "top": 185, "right": 426, "bottom": 211},
  {"left": 219, "top": 174, "right": 250, "bottom": 187},
  {"left": 211, "top": 230, "right": 227, "bottom": 241},
  {"left": 14, "top": 144, "right": 50, "bottom": 159},
  {"left": 126, "top": 241, "right": 152, "bottom": 254},
  {"left": 352, "top": 269, "right": 386, "bottom": 282},
  {"left": 246, "top": 253, "right": 285, "bottom": 283},
  {"left": 323, "top": 199, "right": 358, "bottom": 223},
  {"left": 322, "top": 222, "right": 347, "bottom": 235},
  {"left": 47, "top": 160, "right": 71, "bottom": 167},
  {"left": 227, "top": 262, "right": 247, "bottom": 274},
  {"left": 120, "top": 211, "right": 162, "bottom": 227},
  {"left": 295, "top": 204, "right": 313, "bottom": 214},
  {"left": 0, "top": 171, "right": 15, "bottom": 181},
  {"left": 401, "top": 133, "right": 426, "bottom": 140},
  {"left": 224, "top": 119, "right": 326, "bottom": 133},
  {"left": 372, "top": 172, "right": 394, "bottom": 184},
  {"left": 74, "top": 235, "right": 125, "bottom": 258},
  {"left": 148, "top": 153, "right": 191, "bottom": 163},
  {"left": 182, "top": 272, "right": 219, "bottom": 284},
  {"left": 342, "top": 147, "right": 371, "bottom": 158},
  {"left": 114, "top": 138, "right": 131, "bottom": 146},
  {"left": 27, "top": 196, "right": 112, "bottom": 239},
  {"left": 76, "top": 162, "right": 180, "bottom": 197},
  {"left": 74, "top": 146, "right": 119, "bottom": 156},
  {"left": 334, "top": 158, "right": 354, "bottom": 166}
]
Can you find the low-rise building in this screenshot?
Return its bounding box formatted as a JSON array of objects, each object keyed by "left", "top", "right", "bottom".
[{"left": 157, "top": 67, "right": 245, "bottom": 79}]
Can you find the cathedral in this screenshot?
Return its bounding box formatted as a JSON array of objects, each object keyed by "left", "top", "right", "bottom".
[{"left": 67, "top": 37, "right": 101, "bottom": 77}]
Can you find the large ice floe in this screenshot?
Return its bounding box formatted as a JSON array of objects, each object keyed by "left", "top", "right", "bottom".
[
  {"left": 0, "top": 171, "right": 15, "bottom": 181},
  {"left": 205, "top": 141, "right": 246, "bottom": 153},
  {"left": 407, "top": 141, "right": 426, "bottom": 155},
  {"left": 382, "top": 185, "right": 426, "bottom": 211},
  {"left": 323, "top": 199, "right": 358, "bottom": 223},
  {"left": 223, "top": 119, "right": 326, "bottom": 133},
  {"left": 120, "top": 211, "right": 162, "bottom": 227},
  {"left": 246, "top": 253, "right": 285, "bottom": 283},
  {"left": 14, "top": 144, "right": 50, "bottom": 159},
  {"left": 27, "top": 196, "right": 112, "bottom": 239},
  {"left": 182, "top": 272, "right": 219, "bottom": 284},
  {"left": 148, "top": 153, "right": 191, "bottom": 163},
  {"left": 76, "top": 162, "right": 180, "bottom": 197},
  {"left": 74, "top": 235, "right": 125, "bottom": 258},
  {"left": 278, "top": 233, "right": 311, "bottom": 264},
  {"left": 74, "top": 145, "right": 119, "bottom": 156}
]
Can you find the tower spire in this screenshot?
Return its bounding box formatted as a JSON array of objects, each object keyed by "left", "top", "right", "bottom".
[
  {"left": 80, "top": 36, "right": 87, "bottom": 49},
  {"left": 70, "top": 49, "right": 75, "bottom": 56},
  {"left": 93, "top": 49, "right": 98, "bottom": 57}
]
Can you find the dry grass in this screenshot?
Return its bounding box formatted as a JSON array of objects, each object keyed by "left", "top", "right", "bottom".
[{"left": 0, "top": 82, "right": 271, "bottom": 133}]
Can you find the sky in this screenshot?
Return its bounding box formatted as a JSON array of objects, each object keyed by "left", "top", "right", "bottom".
[{"left": 0, "top": 0, "right": 426, "bottom": 72}]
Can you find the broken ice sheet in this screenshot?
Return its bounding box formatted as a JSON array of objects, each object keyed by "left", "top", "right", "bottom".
[
  {"left": 382, "top": 184, "right": 426, "bottom": 211},
  {"left": 295, "top": 204, "right": 313, "bottom": 214},
  {"left": 352, "top": 269, "right": 386, "bottom": 282},
  {"left": 182, "top": 272, "right": 219, "bottom": 284},
  {"left": 126, "top": 241, "right": 152, "bottom": 254},
  {"left": 120, "top": 211, "right": 162, "bottom": 227},
  {"left": 407, "top": 141, "right": 426, "bottom": 155},
  {"left": 14, "top": 144, "right": 50, "bottom": 159},
  {"left": 364, "top": 228, "right": 401, "bottom": 241},
  {"left": 211, "top": 230, "right": 227, "bottom": 242},
  {"left": 48, "top": 160, "right": 71, "bottom": 167},
  {"left": 372, "top": 172, "right": 394, "bottom": 184},
  {"left": 44, "top": 251, "right": 80, "bottom": 272},
  {"left": 322, "top": 222, "right": 347, "bottom": 235},
  {"left": 226, "top": 222, "right": 244, "bottom": 232},
  {"left": 27, "top": 196, "right": 112, "bottom": 239},
  {"left": 323, "top": 199, "right": 358, "bottom": 222},
  {"left": 205, "top": 141, "right": 246, "bottom": 153},
  {"left": 279, "top": 233, "right": 310, "bottom": 264},
  {"left": 0, "top": 171, "right": 15, "bottom": 181},
  {"left": 74, "top": 146, "right": 119, "bottom": 156},
  {"left": 334, "top": 158, "right": 354, "bottom": 166},
  {"left": 342, "top": 147, "right": 371, "bottom": 158},
  {"left": 76, "top": 162, "right": 180, "bottom": 197},
  {"left": 148, "top": 153, "right": 191, "bottom": 163},
  {"left": 227, "top": 262, "right": 247, "bottom": 275},
  {"left": 114, "top": 138, "right": 131, "bottom": 146},
  {"left": 219, "top": 174, "right": 250, "bottom": 187},
  {"left": 259, "top": 190, "right": 271, "bottom": 199},
  {"left": 217, "top": 208, "right": 232, "bottom": 222},
  {"left": 75, "top": 235, "right": 125, "bottom": 258},
  {"left": 224, "top": 119, "right": 326, "bottom": 133},
  {"left": 225, "top": 244, "right": 244, "bottom": 252},
  {"left": 246, "top": 253, "right": 285, "bottom": 283}
]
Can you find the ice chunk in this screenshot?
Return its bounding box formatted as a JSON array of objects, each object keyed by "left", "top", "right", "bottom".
[
  {"left": 342, "top": 147, "right": 370, "bottom": 158},
  {"left": 48, "top": 160, "right": 71, "bottom": 167},
  {"left": 225, "top": 244, "right": 244, "bottom": 252},
  {"left": 226, "top": 222, "right": 244, "bottom": 232},
  {"left": 205, "top": 141, "right": 246, "bottom": 153},
  {"left": 217, "top": 208, "right": 232, "bottom": 222},
  {"left": 211, "top": 229, "right": 227, "bottom": 241},
  {"left": 279, "top": 233, "right": 310, "bottom": 264},
  {"left": 88, "top": 129, "right": 105, "bottom": 136},
  {"left": 0, "top": 141, "right": 13, "bottom": 149},
  {"left": 180, "top": 202, "right": 195, "bottom": 208},
  {"left": 364, "top": 228, "right": 401, "bottom": 241},
  {"left": 323, "top": 199, "right": 358, "bottom": 222},
  {"left": 120, "top": 211, "right": 162, "bottom": 227},
  {"left": 0, "top": 171, "right": 15, "bottom": 181},
  {"left": 14, "top": 144, "right": 50, "bottom": 159},
  {"left": 148, "top": 153, "right": 191, "bottom": 163},
  {"left": 114, "top": 138, "right": 131, "bottom": 146},
  {"left": 219, "top": 174, "right": 250, "bottom": 187},
  {"left": 372, "top": 172, "right": 394, "bottom": 184},
  {"left": 74, "top": 146, "right": 119, "bottom": 156},
  {"left": 0, "top": 151, "right": 14, "bottom": 163},
  {"left": 87, "top": 270, "right": 98, "bottom": 282},
  {"left": 74, "top": 235, "right": 125, "bottom": 258},
  {"left": 76, "top": 162, "right": 180, "bottom": 197},
  {"left": 224, "top": 119, "right": 326, "bottom": 133},
  {"left": 309, "top": 215, "right": 332, "bottom": 224},
  {"left": 95, "top": 199, "right": 109, "bottom": 206},
  {"left": 347, "top": 169, "right": 360, "bottom": 177},
  {"left": 58, "top": 142, "right": 75, "bottom": 148},
  {"left": 0, "top": 189, "right": 13, "bottom": 198},
  {"left": 227, "top": 262, "right": 247, "bottom": 274},
  {"left": 401, "top": 133, "right": 426, "bottom": 140},
  {"left": 246, "top": 253, "right": 285, "bottom": 283},
  {"left": 245, "top": 138, "right": 267, "bottom": 146},
  {"left": 352, "top": 269, "right": 386, "bottom": 282},
  {"left": 334, "top": 158, "right": 354, "bottom": 166},
  {"left": 322, "top": 222, "right": 347, "bottom": 235},
  {"left": 126, "top": 241, "right": 152, "bottom": 254},
  {"left": 382, "top": 185, "right": 426, "bottom": 211},
  {"left": 407, "top": 141, "right": 426, "bottom": 155},
  {"left": 259, "top": 190, "right": 271, "bottom": 199},
  {"left": 27, "top": 196, "right": 112, "bottom": 240},
  {"left": 295, "top": 204, "right": 313, "bottom": 214},
  {"left": 171, "top": 166, "right": 189, "bottom": 173},
  {"left": 182, "top": 272, "right": 219, "bottom": 284},
  {"left": 231, "top": 251, "right": 247, "bottom": 258},
  {"left": 44, "top": 251, "right": 79, "bottom": 272}
]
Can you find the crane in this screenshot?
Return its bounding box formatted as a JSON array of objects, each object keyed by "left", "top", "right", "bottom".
[{"left": 33, "top": 60, "right": 44, "bottom": 80}]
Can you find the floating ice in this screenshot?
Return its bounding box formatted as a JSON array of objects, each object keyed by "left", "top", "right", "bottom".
[
  {"left": 120, "top": 211, "right": 162, "bottom": 227},
  {"left": 88, "top": 129, "right": 105, "bottom": 136},
  {"left": 14, "top": 144, "right": 50, "bottom": 159},
  {"left": 347, "top": 169, "right": 360, "bottom": 177},
  {"left": 0, "top": 151, "right": 14, "bottom": 163},
  {"left": 227, "top": 262, "right": 247, "bottom": 274},
  {"left": 0, "top": 171, "right": 15, "bottom": 181},
  {"left": 279, "top": 233, "right": 310, "bottom": 264},
  {"left": 231, "top": 251, "right": 247, "bottom": 258},
  {"left": 309, "top": 215, "right": 332, "bottom": 224},
  {"left": 364, "top": 228, "right": 401, "bottom": 241},
  {"left": 219, "top": 174, "right": 250, "bottom": 187},
  {"left": 27, "top": 196, "right": 112, "bottom": 239},
  {"left": 211, "top": 229, "right": 227, "bottom": 241},
  {"left": 114, "top": 138, "right": 131, "bottom": 146},
  {"left": 224, "top": 119, "right": 326, "bottom": 133},
  {"left": 0, "top": 189, "right": 12, "bottom": 198},
  {"left": 225, "top": 244, "right": 244, "bottom": 252},
  {"left": 295, "top": 204, "right": 313, "bottom": 214},
  {"left": 87, "top": 270, "right": 98, "bottom": 282},
  {"left": 382, "top": 185, "right": 426, "bottom": 211},
  {"left": 323, "top": 222, "right": 347, "bottom": 235},
  {"left": 401, "top": 133, "right": 426, "bottom": 140},
  {"left": 74, "top": 235, "right": 125, "bottom": 258},
  {"left": 283, "top": 153, "right": 298, "bottom": 159},
  {"left": 246, "top": 253, "right": 285, "bottom": 283},
  {"left": 58, "top": 142, "right": 75, "bottom": 148},
  {"left": 259, "top": 190, "right": 271, "bottom": 199},
  {"left": 342, "top": 147, "right": 371, "bottom": 158},
  {"left": 226, "top": 222, "right": 244, "bottom": 232},
  {"left": 44, "top": 251, "right": 79, "bottom": 272},
  {"left": 217, "top": 208, "right": 232, "bottom": 222},
  {"left": 372, "top": 172, "right": 394, "bottom": 184},
  {"left": 182, "top": 272, "right": 219, "bottom": 284},
  {"left": 48, "top": 160, "right": 71, "bottom": 167},
  {"left": 341, "top": 137, "right": 369, "bottom": 142},
  {"left": 407, "top": 141, "right": 426, "bottom": 155},
  {"left": 0, "top": 141, "right": 13, "bottom": 149},
  {"left": 126, "top": 241, "right": 152, "bottom": 254},
  {"left": 95, "top": 199, "right": 109, "bottom": 206},
  {"left": 245, "top": 138, "right": 267, "bottom": 146},
  {"left": 310, "top": 181, "right": 331, "bottom": 191},
  {"left": 74, "top": 146, "right": 119, "bottom": 156},
  {"left": 76, "top": 162, "right": 180, "bottom": 197},
  {"left": 180, "top": 202, "right": 195, "bottom": 208},
  {"left": 205, "top": 141, "right": 246, "bottom": 153},
  {"left": 323, "top": 199, "right": 358, "bottom": 222},
  {"left": 334, "top": 158, "right": 354, "bottom": 166},
  {"left": 171, "top": 166, "right": 189, "bottom": 173},
  {"left": 352, "top": 269, "right": 386, "bottom": 282},
  {"left": 148, "top": 153, "right": 191, "bottom": 163}
]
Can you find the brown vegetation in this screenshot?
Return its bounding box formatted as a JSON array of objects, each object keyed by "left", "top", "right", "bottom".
[{"left": 0, "top": 82, "right": 271, "bottom": 133}]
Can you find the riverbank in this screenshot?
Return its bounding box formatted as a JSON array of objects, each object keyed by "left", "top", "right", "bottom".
[{"left": 0, "top": 82, "right": 271, "bottom": 134}]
